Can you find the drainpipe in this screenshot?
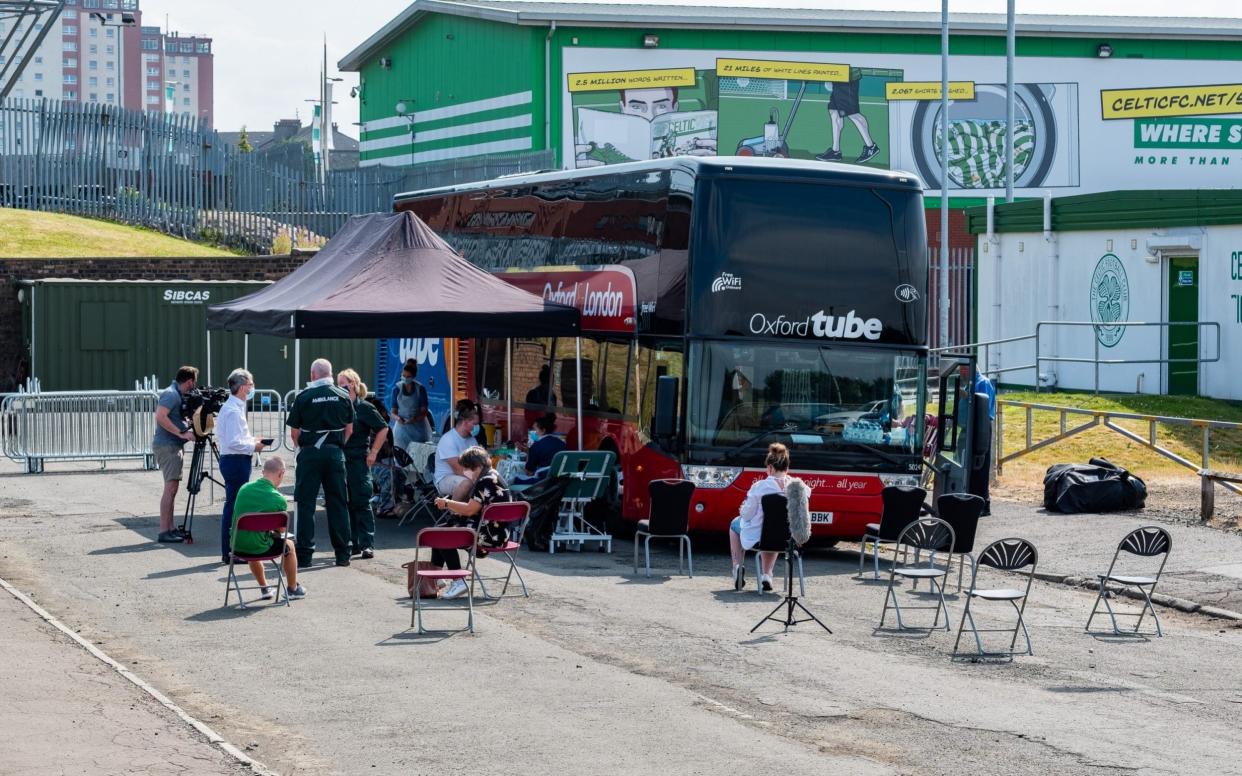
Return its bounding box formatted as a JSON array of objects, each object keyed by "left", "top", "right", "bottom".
[
  {"left": 987, "top": 197, "right": 1002, "bottom": 378},
  {"left": 1043, "top": 191, "right": 1059, "bottom": 387},
  {"left": 544, "top": 21, "right": 557, "bottom": 156}
]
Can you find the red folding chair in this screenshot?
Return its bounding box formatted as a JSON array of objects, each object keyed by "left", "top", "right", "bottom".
[
  {"left": 474, "top": 501, "right": 531, "bottom": 599},
  {"left": 224, "top": 511, "right": 290, "bottom": 609},
  {"left": 412, "top": 527, "right": 479, "bottom": 634}
]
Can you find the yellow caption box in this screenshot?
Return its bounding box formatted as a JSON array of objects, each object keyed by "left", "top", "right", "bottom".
[
  {"left": 885, "top": 81, "right": 976, "bottom": 101},
  {"left": 1101, "top": 83, "right": 1242, "bottom": 120},
  {"left": 715, "top": 58, "right": 848, "bottom": 83},
  {"left": 567, "top": 68, "right": 697, "bottom": 93}
]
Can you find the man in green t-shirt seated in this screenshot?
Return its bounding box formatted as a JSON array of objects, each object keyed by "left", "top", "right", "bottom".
[{"left": 231, "top": 457, "right": 305, "bottom": 600}]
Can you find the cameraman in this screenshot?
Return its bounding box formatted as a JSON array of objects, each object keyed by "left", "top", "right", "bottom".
[
  {"left": 152, "top": 365, "right": 199, "bottom": 544},
  {"left": 216, "top": 368, "right": 270, "bottom": 564}
]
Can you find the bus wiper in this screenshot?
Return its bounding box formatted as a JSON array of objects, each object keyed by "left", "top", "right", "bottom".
[
  {"left": 721, "top": 427, "right": 820, "bottom": 463},
  {"left": 847, "top": 442, "right": 908, "bottom": 466}
]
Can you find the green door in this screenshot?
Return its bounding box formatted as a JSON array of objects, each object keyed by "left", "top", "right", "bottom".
[{"left": 1167, "top": 257, "right": 1199, "bottom": 396}]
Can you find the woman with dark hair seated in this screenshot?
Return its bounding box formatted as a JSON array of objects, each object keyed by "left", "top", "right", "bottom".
[
  {"left": 515, "top": 413, "right": 565, "bottom": 485},
  {"left": 431, "top": 445, "right": 512, "bottom": 599}
]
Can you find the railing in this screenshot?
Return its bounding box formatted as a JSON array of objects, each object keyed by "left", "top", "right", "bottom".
[
  {"left": 996, "top": 399, "right": 1242, "bottom": 508},
  {"left": 1, "top": 389, "right": 159, "bottom": 473},
  {"left": 0, "top": 384, "right": 311, "bottom": 472},
  {"left": 932, "top": 320, "right": 1221, "bottom": 395},
  {"left": 0, "top": 97, "right": 554, "bottom": 253}
]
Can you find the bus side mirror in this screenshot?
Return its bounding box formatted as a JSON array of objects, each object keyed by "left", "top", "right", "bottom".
[{"left": 653, "top": 375, "right": 679, "bottom": 448}]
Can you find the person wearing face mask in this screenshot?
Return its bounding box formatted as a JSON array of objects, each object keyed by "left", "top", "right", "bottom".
[
  {"left": 389, "top": 359, "right": 432, "bottom": 452},
  {"left": 215, "top": 368, "right": 270, "bottom": 565},
  {"left": 337, "top": 368, "right": 389, "bottom": 560},
  {"left": 521, "top": 413, "right": 565, "bottom": 482}
]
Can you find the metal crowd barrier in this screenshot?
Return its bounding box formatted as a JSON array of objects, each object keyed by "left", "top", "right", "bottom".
[
  {"left": 280, "top": 390, "right": 300, "bottom": 451},
  {"left": 245, "top": 389, "right": 287, "bottom": 455},
  {"left": 1, "top": 390, "right": 160, "bottom": 473}
]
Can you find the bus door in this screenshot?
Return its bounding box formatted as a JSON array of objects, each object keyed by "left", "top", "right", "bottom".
[{"left": 929, "top": 355, "right": 980, "bottom": 501}]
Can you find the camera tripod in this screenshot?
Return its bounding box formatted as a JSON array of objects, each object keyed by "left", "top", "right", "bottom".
[
  {"left": 177, "top": 433, "right": 222, "bottom": 544},
  {"left": 750, "top": 537, "right": 831, "bottom": 635}
]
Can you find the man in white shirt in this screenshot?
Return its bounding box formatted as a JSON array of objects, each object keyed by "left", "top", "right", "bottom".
[
  {"left": 217, "top": 368, "right": 269, "bottom": 564},
  {"left": 435, "top": 406, "right": 479, "bottom": 499}
]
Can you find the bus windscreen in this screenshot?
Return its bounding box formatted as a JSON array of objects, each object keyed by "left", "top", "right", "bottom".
[{"left": 687, "top": 340, "right": 925, "bottom": 472}]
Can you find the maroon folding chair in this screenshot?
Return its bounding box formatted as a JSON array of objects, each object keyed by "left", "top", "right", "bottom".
[
  {"left": 224, "top": 511, "right": 290, "bottom": 609},
  {"left": 412, "top": 527, "right": 479, "bottom": 634},
  {"left": 474, "top": 501, "right": 531, "bottom": 600}
]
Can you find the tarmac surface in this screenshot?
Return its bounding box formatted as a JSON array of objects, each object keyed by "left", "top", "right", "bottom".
[{"left": 2, "top": 455, "right": 1242, "bottom": 775}]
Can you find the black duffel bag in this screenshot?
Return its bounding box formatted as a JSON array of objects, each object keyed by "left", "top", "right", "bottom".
[{"left": 1043, "top": 457, "right": 1147, "bottom": 514}]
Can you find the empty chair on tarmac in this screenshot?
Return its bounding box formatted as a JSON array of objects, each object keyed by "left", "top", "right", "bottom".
[
  {"left": 936, "top": 492, "right": 986, "bottom": 591},
  {"left": 1086, "top": 526, "right": 1172, "bottom": 638},
  {"left": 859, "top": 485, "right": 932, "bottom": 579},
  {"left": 411, "top": 527, "right": 479, "bottom": 635},
  {"left": 634, "top": 479, "right": 696, "bottom": 578},
  {"left": 878, "top": 517, "right": 956, "bottom": 632},
  {"left": 953, "top": 538, "right": 1038, "bottom": 659}
]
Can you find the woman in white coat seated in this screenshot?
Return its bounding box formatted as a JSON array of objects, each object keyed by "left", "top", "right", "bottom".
[{"left": 728, "top": 442, "right": 792, "bottom": 592}]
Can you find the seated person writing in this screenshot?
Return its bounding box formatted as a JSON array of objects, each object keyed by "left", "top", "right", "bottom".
[
  {"left": 728, "top": 443, "right": 792, "bottom": 593},
  {"left": 431, "top": 446, "right": 513, "bottom": 599},
  {"left": 230, "top": 457, "right": 305, "bottom": 600},
  {"left": 435, "top": 405, "right": 480, "bottom": 500},
  {"left": 514, "top": 413, "right": 566, "bottom": 485}
]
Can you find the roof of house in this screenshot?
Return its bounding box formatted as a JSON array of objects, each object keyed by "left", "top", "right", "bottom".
[
  {"left": 340, "top": 0, "right": 1242, "bottom": 70},
  {"left": 218, "top": 124, "right": 359, "bottom": 153}
]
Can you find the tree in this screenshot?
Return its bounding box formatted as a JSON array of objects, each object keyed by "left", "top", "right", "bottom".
[{"left": 238, "top": 126, "right": 253, "bottom": 153}]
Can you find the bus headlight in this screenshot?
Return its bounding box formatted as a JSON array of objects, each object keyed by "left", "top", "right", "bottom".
[
  {"left": 682, "top": 465, "right": 742, "bottom": 489},
  {"left": 879, "top": 473, "right": 920, "bottom": 488}
]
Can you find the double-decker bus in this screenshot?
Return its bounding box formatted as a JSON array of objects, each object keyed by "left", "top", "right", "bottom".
[{"left": 394, "top": 157, "right": 932, "bottom": 540}]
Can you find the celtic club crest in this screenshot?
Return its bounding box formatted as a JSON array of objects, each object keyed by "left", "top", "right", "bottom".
[{"left": 1090, "top": 254, "right": 1129, "bottom": 348}]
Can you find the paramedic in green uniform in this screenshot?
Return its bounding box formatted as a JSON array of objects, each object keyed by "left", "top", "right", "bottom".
[
  {"left": 337, "top": 367, "right": 389, "bottom": 560},
  {"left": 287, "top": 358, "right": 355, "bottom": 568}
]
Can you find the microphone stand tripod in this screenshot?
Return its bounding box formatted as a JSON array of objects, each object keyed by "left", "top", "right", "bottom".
[{"left": 750, "top": 536, "right": 831, "bottom": 634}]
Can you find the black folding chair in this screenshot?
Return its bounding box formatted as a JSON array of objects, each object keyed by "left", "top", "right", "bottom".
[
  {"left": 936, "top": 492, "right": 986, "bottom": 591},
  {"left": 399, "top": 443, "right": 440, "bottom": 527},
  {"left": 879, "top": 517, "right": 955, "bottom": 631},
  {"left": 859, "top": 485, "right": 931, "bottom": 579},
  {"left": 748, "top": 494, "right": 806, "bottom": 596},
  {"left": 634, "top": 479, "right": 695, "bottom": 577},
  {"left": 953, "top": 538, "right": 1038, "bottom": 659},
  {"left": 1086, "top": 526, "right": 1172, "bottom": 637}
]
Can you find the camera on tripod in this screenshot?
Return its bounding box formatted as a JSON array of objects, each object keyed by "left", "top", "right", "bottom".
[
  {"left": 181, "top": 387, "right": 228, "bottom": 438},
  {"left": 175, "top": 387, "right": 228, "bottom": 543}
]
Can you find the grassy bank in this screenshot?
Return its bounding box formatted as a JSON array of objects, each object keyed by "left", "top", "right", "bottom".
[
  {"left": 996, "top": 389, "right": 1242, "bottom": 477},
  {"left": 0, "top": 208, "right": 240, "bottom": 258}
]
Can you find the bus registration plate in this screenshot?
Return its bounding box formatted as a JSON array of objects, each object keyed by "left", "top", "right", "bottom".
[{"left": 810, "top": 512, "right": 834, "bottom": 524}]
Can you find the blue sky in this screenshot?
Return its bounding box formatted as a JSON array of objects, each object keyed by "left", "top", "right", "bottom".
[{"left": 153, "top": 0, "right": 1242, "bottom": 133}]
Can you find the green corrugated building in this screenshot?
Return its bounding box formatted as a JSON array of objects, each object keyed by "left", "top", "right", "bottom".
[{"left": 339, "top": 1, "right": 1242, "bottom": 206}]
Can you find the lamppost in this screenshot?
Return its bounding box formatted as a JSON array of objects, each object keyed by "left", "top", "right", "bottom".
[
  {"left": 88, "top": 11, "right": 136, "bottom": 110},
  {"left": 396, "top": 99, "right": 416, "bottom": 160}
]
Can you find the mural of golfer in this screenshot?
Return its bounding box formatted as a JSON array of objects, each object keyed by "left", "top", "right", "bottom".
[{"left": 816, "top": 67, "right": 881, "bottom": 164}]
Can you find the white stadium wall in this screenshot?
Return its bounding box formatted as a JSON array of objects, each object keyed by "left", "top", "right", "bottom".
[{"left": 977, "top": 222, "right": 1242, "bottom": 399}]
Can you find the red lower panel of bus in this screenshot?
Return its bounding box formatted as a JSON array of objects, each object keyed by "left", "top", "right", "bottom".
[{"left": 680, "top": 469, "right": 884, "bottom": 540}]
